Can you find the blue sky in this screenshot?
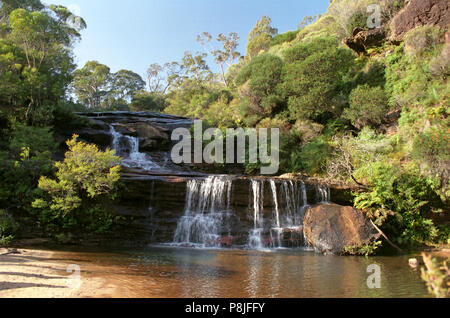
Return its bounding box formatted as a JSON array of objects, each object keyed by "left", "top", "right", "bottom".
[{"left": 45, "top": 0, "right": 330, "bottom": 80}]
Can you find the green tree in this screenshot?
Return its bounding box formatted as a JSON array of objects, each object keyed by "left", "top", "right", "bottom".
[
  {"left": 33, "top": 136, "right": 121, "bottom": 227},
  {"left": 245, "top": 16, "right": 278, "bottom": 61},
  {"left": 72, "top": 61, "right": 112, "bottom": 109},
  {"left": 197, "top": 32, "right": 241, "bottom": 85},
  {"left": 235, "top": 53, "right": 284, "bottom": 123},
  {"left": 112, "top": 69, "right": 146, "bottom": 101},
  {"left": 3, "top": 5, "right": 84, "bottom": 120},
  {"left": 281, "top": 37, "right": 355, "bottom": 122},
  {"left": 130, "top": 90, "right": 166, "bottom": 112}
]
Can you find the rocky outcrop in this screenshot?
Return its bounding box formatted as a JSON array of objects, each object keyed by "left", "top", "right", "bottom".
[
  {"left": 303, "top": 204, "right": 380, "bottom": 255},
  {"left": 344, "top": 28, "right": 386, "bottom": 54},
  {"left": 390, "top": 0, "right": 450, "bottom": 41}
]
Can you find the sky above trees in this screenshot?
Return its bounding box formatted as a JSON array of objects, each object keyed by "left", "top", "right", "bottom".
[{"left": 44, "top": 0, "right": 329, "bottom": 78}]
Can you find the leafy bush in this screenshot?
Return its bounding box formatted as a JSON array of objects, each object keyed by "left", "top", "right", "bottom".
[
  {"left": 404, "top": 25, "right": 443, "bottom": 57},
  {"left": 296, "top": 137, "right": 333, "bottom": 175},
  {"left": 282, "top": 41, "right": 354, "bottom": 121},
  {"left": 0, "top": 209, "right": 18, "bottom": 246},
  {"left": 33, "top": 135, "right": 121, "bottom": 233},
  {"left": 0, "top": 124, "right": 55, "bottom": 212},
  {"left": 354, "top": 162, "right": 442, "bottom": 247},
  {"left": 235, "top": 53, "right": 285, "bottom": 120},
  {"left": 271, "top": 30, "right": 299, "bottom": 46},
  {"left": 346, "top": 11, "right": 369, "bottom": 34},
  {"left": 413, "top": 125, "right": 450, "bottom": 192},
  {"left": 343, "top": 84, "right": 389, "bottom": 129},
  {"left": 344, "top": 240, "right": 383, "bottom": 257}
]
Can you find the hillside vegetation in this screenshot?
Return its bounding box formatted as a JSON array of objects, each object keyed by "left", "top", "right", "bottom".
[{"left": 0, "top": 0, "right": 448, "bottom": 252}]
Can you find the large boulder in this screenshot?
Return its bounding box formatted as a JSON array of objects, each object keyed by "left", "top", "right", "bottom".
[
  {"left": 390, "top": 0, "right": 450, "bottom": 41},
  {"left": 303, "top": 204, "right": 380, "bottom": 255}
]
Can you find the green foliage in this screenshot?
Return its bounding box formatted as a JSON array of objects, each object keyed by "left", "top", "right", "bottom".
[
  {"left": 344, "top": 240, "right": 383, "bottom": 257},
  {"left": 0, "top": 209, "right": 19, "bottom": 246},
  {"left": 346, "top": 11, "right": 368, "bottom": 34},
  {"left": 354, "top": 162, "right": 442, "bottom": 246},
  {"left": 281, "top": 37, "right": 355, "bottom": 121},
  {"left": 271, "top": 30, "right": 299, "bottom": 46},
  {"left": 343, "top": 84, "right": 389, "bottom": 129},
  {"left": 0, "top": 124, "right": 55, "bottom": 212},
  {"left": 296, "top": 137, "right": 333, "bottom": 175},
  {"left": 246, "top": 16, "right": 278, "bottom": 61},
  {"left": 33, "top": 136, "right": 121, "bottom": 233},
  {"left": 130, "top": 91, "right": 166, "bottom": 112},
  {"left": 235, "top": 53, "right": 284, "bottom": 121}
]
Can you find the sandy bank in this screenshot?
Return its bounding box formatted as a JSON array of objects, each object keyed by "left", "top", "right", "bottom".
[{"left": 0, "top": 248, "right": 134, "bottom": 298}]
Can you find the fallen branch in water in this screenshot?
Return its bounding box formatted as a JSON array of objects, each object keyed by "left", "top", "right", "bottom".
[{"left": 370, "top": 220, "right": 404, "bottom": 254}]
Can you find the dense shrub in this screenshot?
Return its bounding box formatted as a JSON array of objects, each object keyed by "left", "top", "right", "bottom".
[
  {"left": 235, "top": 54, "right": 285, "bottom": 121},
  {"left": 271, "top": 30, "right": 299, "bottom": 46},
  {"left": 0, "top": 209, "right": 19, "bottom": 246},
  {"left": 354, "top": 162, "right": 442, "bottom": 247},
  {"left": 32, "top": 136, "right": 121, "bottom": 233},
  {"left": 404, "top": 25, "right": 443, "bottom": 57},
  {"left": 346, "top": 11, "right": 369, "bottom": 34},
  {"left": 343, "top": 84, "right": 389, "bottom": 129},
  {"left": 282, "top": 39, "right": 354, "bottom": 121}
]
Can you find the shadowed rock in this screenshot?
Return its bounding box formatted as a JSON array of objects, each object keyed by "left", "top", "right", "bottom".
[{"left": 344, "top": 28, "right": 386, "bottom": 54}]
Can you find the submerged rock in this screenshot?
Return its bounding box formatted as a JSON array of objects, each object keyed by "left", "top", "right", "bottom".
[{"left": 303, "top": 204, "right": 380, "bottom": 255}]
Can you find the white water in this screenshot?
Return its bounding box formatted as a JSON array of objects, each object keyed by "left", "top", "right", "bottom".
[
  {"left": 248, "top": 180, "right": 265, "bottom": 249},
  {"left": 316, "top": 184, "right": 331, "bottom": 203},
  {"left": 173, "top": 176, "right": 234, "bottom": 247},
  {"left": 110, "top": 125, "right": 160, "bottom": 170},
  {"left": 171, "top": 176, "right": 331, "bottom": 250}
]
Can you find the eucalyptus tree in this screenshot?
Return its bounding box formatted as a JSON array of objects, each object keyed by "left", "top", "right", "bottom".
[
  {"left": 245, "top": 16, "right": 278, "bottom": 61},
  {"left": 112, "top": 69, "right": 146, "bottom": 101},
  {"left": 147, "top": 61, "right": 183, "bottom": 94},
  {"left": 197, "top": 32, "right": 241, "bottom": 85},
  {"left": 72, "top": 61, "right": 112, "bottom": 109},
  {"left": 3, "top": 4, "right": 86, "bottom": 119}
]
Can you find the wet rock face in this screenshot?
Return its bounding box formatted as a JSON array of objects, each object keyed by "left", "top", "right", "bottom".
[
  {"left": 303, "top": 204, "right": 380, "bottom": 255},
  {"left": 344, "top": 28, "right": 386, "bottom": 54},
  {"left": 390, "top": 0, "right": 450, "bottom": 40}
]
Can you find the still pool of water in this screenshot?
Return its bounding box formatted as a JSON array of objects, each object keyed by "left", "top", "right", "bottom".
[{"left": 50, "top": 246, "right": 430, "bottom": 298}]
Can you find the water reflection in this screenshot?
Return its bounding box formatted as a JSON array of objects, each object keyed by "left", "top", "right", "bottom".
[{"left": 59, "top": 247, "right": 430, "bottom": 298}]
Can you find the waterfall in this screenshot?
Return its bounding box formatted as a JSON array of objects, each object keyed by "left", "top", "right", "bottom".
[
  {"left": 268, "top": 180, "right": 311, "bottom": 248},
  {"left": 316, "top": 184, "right": 331, "bottom": 203},
  {"left": 269, "top": 180, "right": 282, "bottom": 248},
  {"left": 110, "top": 125, "right": 159, "bottom": 170},
  {"left": 173, "top": 176, "right": 233, "bottom": 247},
  {"left": 248, "top": 180, "right": 265, "bottom": 249}
]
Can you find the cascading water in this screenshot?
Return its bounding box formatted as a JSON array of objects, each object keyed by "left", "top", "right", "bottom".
[
  {"left": 268, "top": 180, "right": 310, "bottom": 248},
  {"left": 173, "top": 176, "right": 234, "bottom": 247},
  {"left": 110, "top": 125, "right": 159, "bottom": 170},
  {"left": 171, "top": 176, "right": 331, "bottom": 250},
  {"left": 248, "top": 180, "right": 265, "bottom": 249},
  {"left": 269, "top": 180, "right": 282, "bottom": 248},
  {"left": 316, "top": 184, "right": 331, "bottom": 203}
]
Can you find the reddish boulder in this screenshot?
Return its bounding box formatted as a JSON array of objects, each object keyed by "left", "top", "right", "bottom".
[
  {"left": 390, "top": 0, "right": 450, "bottom": 41},
  {"left": 303, "top": 204, "right": 380, "bottom": 255}
]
